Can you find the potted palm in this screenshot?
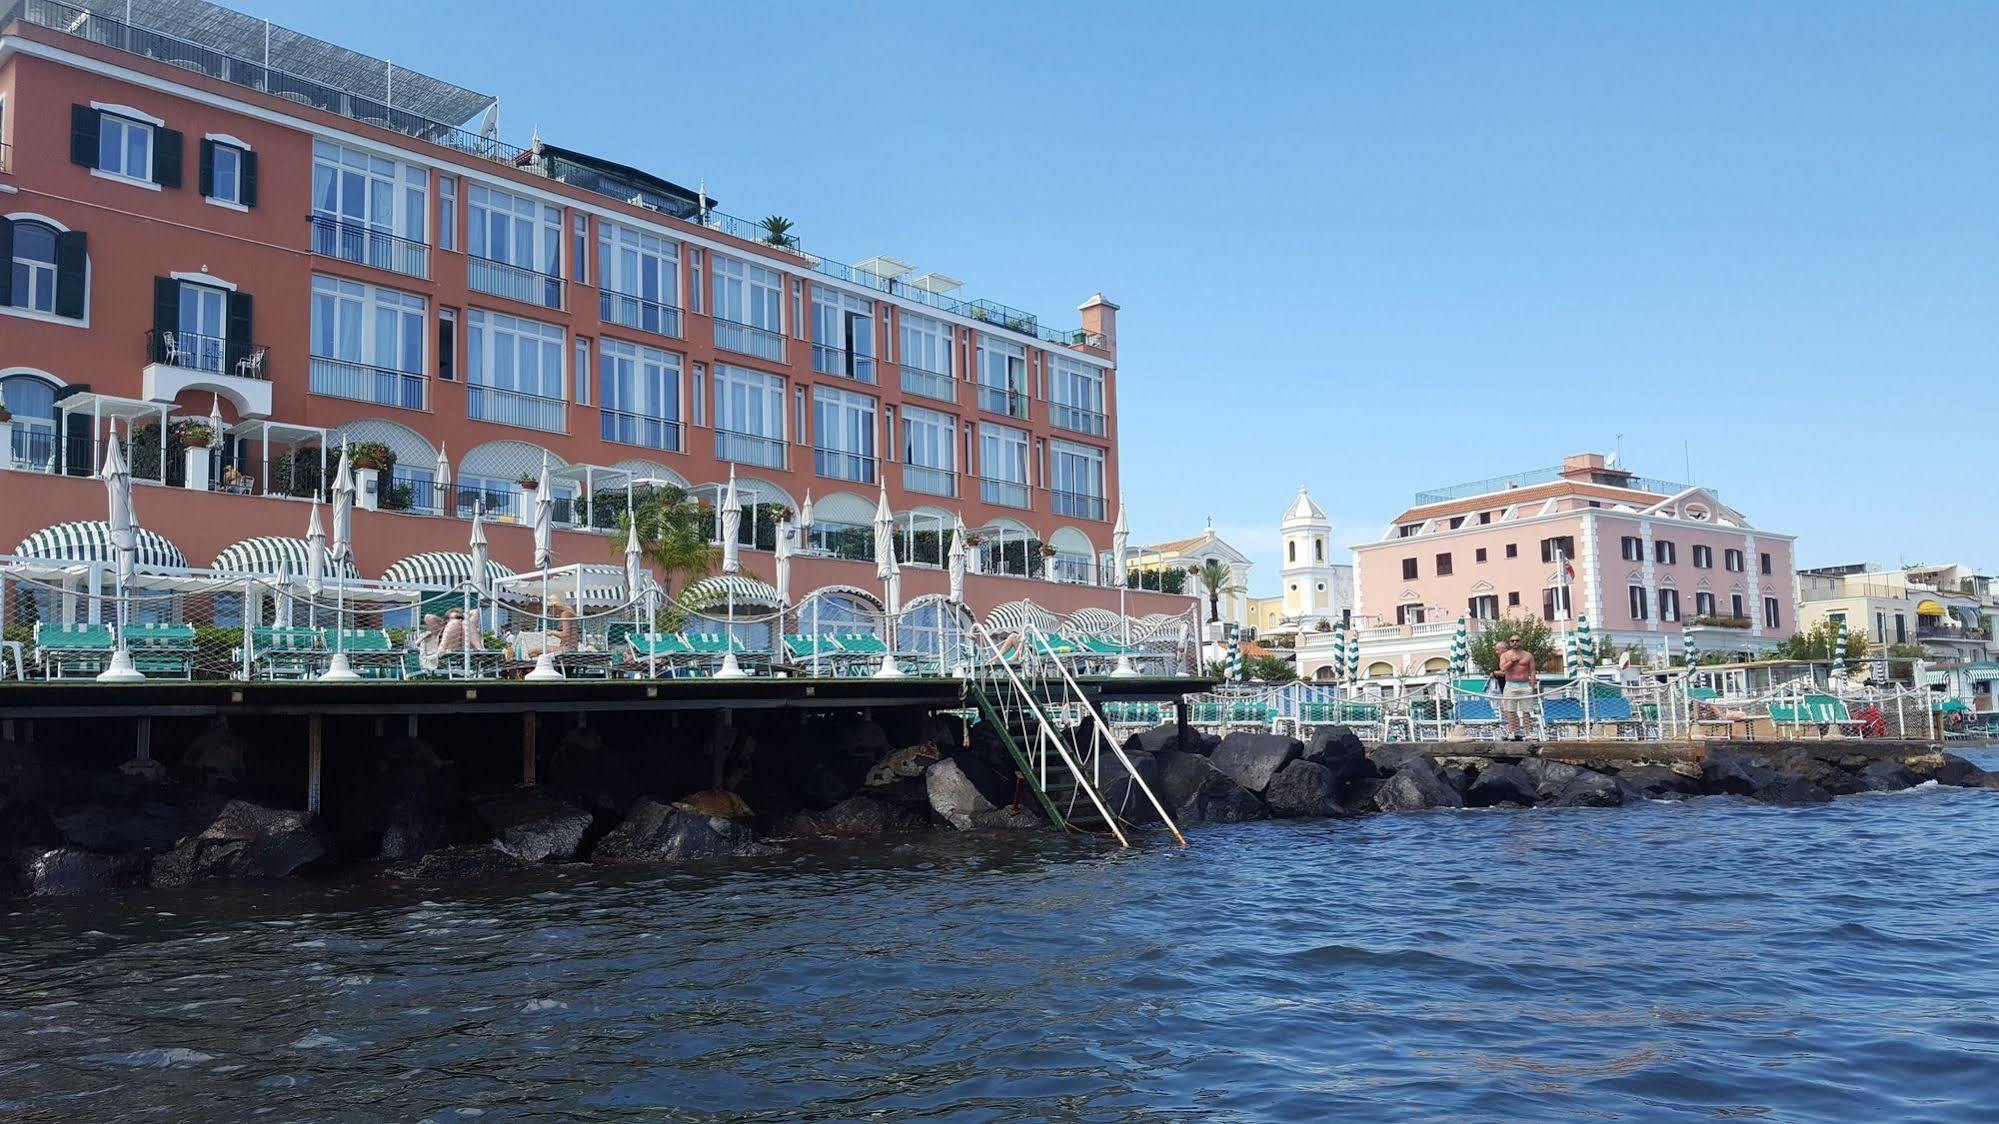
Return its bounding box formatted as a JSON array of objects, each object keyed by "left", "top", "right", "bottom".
[{"left": 758, "top": 215, "right": 796, "bottom": 249}]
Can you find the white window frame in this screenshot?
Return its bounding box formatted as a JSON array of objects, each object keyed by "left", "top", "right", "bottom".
[
  {"left": 311, "top": 139, "right": 426, "bottom": 243},
  {"left": 1049, "top": 439, "right": 1106, "bottom": 519},
  {"left": 1049, "top": 355, "right": 1105, "bottom": 433},
  {"left": 8, "top": 220, "right": 59, "bottom": 315},
  {"left": 599, "top": 337, "right": 683, "bottom": 451},
  {"left": 206, "top": 139, "right": 245, "bottom": 207},
  {"left": 466, "top": 308, "right": 566, "bottom": 398},
  {"left": 899, "top": 311, "right": 953, "bottom": 376},
  {"left": 467, "top": 182, "right": 562, "bottom": 275},
  {"left": 96, "top": 111, "right": 155, "bottom": 184},
  {"left": 309, "top": 274, "right": 426, "bottom": 373},
  {"left": 812, "top": 384, "right": 877, "bottom": 483},
  {"left": 812, "top": 287, "right": 876, "bottom": 382},
  {"left": 713, "top": 363, "right": 786, "bottom": 456}
]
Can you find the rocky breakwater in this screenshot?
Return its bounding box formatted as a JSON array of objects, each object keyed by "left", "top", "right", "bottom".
[{"left": 1096, "top": 724, "right": 1999, "bottom": 825}]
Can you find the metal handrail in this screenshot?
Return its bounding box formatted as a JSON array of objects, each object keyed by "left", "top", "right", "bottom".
[
  {"left": 307, "top": 214, "right": 431, "bottom": 279},
  {"left": 1024, "top": 622, "right": 1186, "bottom": 846},
  {"left": 963, "top": 620, "right": 1129, "bottom": 848}
]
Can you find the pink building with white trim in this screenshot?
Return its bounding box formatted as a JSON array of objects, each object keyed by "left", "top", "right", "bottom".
[{"left": 1302, "top": 454, "right": 1798, "bottom": 680}]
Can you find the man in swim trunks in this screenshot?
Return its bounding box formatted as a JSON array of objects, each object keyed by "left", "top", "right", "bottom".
[{"left": 1498, "top": 635, "right": 1538, "bottom": 741}]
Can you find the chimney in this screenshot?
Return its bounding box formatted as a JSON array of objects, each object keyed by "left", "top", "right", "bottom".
[{"left": 1078, "top": 292, "right": 1119, "bottom": 355}]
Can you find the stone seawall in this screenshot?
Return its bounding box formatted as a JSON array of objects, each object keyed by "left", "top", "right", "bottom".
[{"left": 3, "top": 710, "right": 1994, "bottom": 897}]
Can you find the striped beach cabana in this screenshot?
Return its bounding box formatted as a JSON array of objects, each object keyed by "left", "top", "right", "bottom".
[
  {"left": 15, "top": 520, "right": 188, "bottom": 569},
  {"left": 381, "top": 551, "right": 517, "bottom": 589},
  {"left": 212, "top": 536, "right": 359, "bottom": 580},
  {"left": 985, "top": 600, "right": 1058, "bottom": 636},
  {"left": 681, "top": 575, "right": 784, "bottom": 611},
  {"left": 1063, "top": 606, "right": 1122, "bottom": 638}
]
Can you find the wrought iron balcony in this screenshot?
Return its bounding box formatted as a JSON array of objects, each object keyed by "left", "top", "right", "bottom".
[
  {"left": 308, "top": 355, "right": 426, "bottom": 411},
  {"left": 598, "top": 290, "right": 682, "bottom": 338},
  {"left": 468, "top": 384, "right": 566, "bottom": 433},
  {"left": 308, "top": 214, "right": 430, "bottom": 279},
  {"left": 713, "top": 316, "right": 786, "bottom": 363},
  {"left": 716, "top": 428, "right": 786, "bottom": 469},
  {"left": 978, "top": 385, "right": 1030, "bottom": 420},
  {"left": 903, "top": 464, "right": 956, "bottom": 498},
  {"left": 600, "top": 409, "right": 683, "bottom": 453},
  {"left": 981, "top": 478, "right": 1030, "bottom": 509},
  {"left": 1052, "top": 490, "right": 1106, "bottom": 520},
  {"left": 1050, "top": 402, "right": 1106, "bottom": 436},
  {"left": 813, "top": 447, "right": 877, "bottom": 484},
  {"left": 811, "top": 343, "right": 876, "bottom": 384},
  {"left": 898, "top": 363, "right": 955, "bottom": 403},
  {"left": 469, "top": 255, "right": 564, "bottom": 310},
  {"left": 147, "top": 329, "right": 270, "bottom": 380}
]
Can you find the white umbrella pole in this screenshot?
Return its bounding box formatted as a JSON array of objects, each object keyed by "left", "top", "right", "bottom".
[
  {"left": 527, "top": 571, "right": 562, "bottom": 680},
  {"left": 1112, "top": 580, "right": 1138, "bottom": 678},
  {"left": 715, "top": 589, "right": 747, "bottom": 678},
  {"left": 320, "top": 563, "right": 359, "bottom": 680},
  {"left": 98, "top": 558, "right": 141, "bottom": 682}
]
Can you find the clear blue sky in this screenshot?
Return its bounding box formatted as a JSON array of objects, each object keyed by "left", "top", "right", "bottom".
[{"left": 259, "top": 0, "right": 1999, "bottom": 596}]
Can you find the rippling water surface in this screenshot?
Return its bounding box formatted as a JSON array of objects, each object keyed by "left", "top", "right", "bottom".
[{"left": 5, "top": 749, "right": 1999, "bottom": 1121}]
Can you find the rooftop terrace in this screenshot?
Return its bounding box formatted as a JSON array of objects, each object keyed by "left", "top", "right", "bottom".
[
  {"left": 1412, "top": 465, "right": 1707, "bottom": 506},
  {"left": 5, "top": 0, "right": 1105, "bottom": 350}
]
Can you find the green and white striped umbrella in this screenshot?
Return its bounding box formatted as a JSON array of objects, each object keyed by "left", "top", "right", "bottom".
[
  {"left": 1449, "top": 617, "right": 1469, "bottom": 676},
  {"left": 1224, "top": 623, "right": 1243, "bottom": 682},
  {"left": 1329, "top": 623, "right": 1348, "bottom": 682},
  {"left": 1682, "top": 629, "right": 1698, "bottom": 668},
  {"left": 1575, "top": 615, "right": 1595, "bottom": 672},
  {"left": 1831, "top": 618, "right": 1849, "bottom": 680},
  {"left": 1346, "top": 629, "right": 1362, "bottom": 683},
  {"left": 1563, "top": 625, "right": 1580, "bottom": 675}
]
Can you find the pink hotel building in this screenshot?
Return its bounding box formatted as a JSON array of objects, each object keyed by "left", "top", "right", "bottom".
[{"left": 1311, "top": 454, "right": 1798, "bottom": 679}]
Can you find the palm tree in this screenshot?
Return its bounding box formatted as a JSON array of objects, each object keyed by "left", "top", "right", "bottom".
[
  {"left": 758, "top": 215, "right": 796, "bottom": 248},
  {"left": 1192, "top": 559, "right": 1244, "bottom": 623},
  {"left": 611, "top": 484, "right": 720, "bottom": 599}
]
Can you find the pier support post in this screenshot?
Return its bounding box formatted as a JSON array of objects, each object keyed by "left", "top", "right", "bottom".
[
  {"left": 120, "top": 716, "right": 164, "bottom": 779},
  {"left": 1175, "top": 699, "right": 1191, "bottom": 748},
  {"left": 406, "top": 715, "right": 419, "bottom": 738},
  {"left": 521, "top": 712, "right": 538, "bottom": 788},
  {"left": 307, "top": 715, "right": 323, "bottom": 815}
]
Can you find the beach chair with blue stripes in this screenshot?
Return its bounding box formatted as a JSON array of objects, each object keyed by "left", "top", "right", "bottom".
[{"left": 125, "top": 622, "right": 198, "bottom": 679}]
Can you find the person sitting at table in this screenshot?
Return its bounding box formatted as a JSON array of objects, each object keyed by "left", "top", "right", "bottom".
[
  {"left": 548, "top": 598, "right": 580, "bottom": 653},
  {"left": 220, "top": 465, "right": 252, "bottom": 494}
]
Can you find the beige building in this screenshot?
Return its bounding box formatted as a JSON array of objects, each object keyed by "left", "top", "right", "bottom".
[{"left": 1797, "top": 563, "right": 1996, "bottom": 662}]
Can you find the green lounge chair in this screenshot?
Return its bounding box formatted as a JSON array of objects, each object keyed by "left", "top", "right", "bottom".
[
  {"left": 126, "top": 622, "right": 198, "bottom": 679},
  {"left": 33, "top": 622, "right": 115, "bottom": 679}
]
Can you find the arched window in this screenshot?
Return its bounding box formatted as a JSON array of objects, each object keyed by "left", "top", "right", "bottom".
[
  {"left": 0, "top": 373, "right": 59, "bottom": 469},
  {"left": 1288, "top": 541, "right": 1297, "bottom": 563},
  {"left": 1315, "top": 537, "right": 1324, "bottom": 562},
  {"left": 9, "top": 222, "right": 59, "bottom": 313}
]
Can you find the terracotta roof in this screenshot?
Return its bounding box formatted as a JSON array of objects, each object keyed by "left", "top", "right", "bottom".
[{"left": 1139, "top": 533, "right": 1210, "bottom": 555}]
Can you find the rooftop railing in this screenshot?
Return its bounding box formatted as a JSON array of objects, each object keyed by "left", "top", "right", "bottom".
[
  {"left": 7, "top": 0, "right": 1111, "bottom": 355},
  {"left": 1413, "top": 465, "right": 1710, "bottom": 505}
]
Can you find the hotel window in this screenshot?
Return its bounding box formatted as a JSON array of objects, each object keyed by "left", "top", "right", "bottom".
[
  {"left": 1448, "top": 516, "right": 1465, "bottom": 530},
  {"left": 1764, "top": 597, "right": 1782, "bottom": 629},
  {"left": 73, "top": 105, "right": 177, "bottom": 187},
  {"left": 1315, "top": 539, "right": 1325, "bottom": 562},
  {"left": 1049, "top": 356, "right": 1106, "bottom": 435},
  {"left": 711, "top": 255, "right": 785, "bottom": 361},
  {"left": 1401, "top": 558, "right": 1419, "bottom": 580},
  {"left": 598, "top": 221, "right": 681, "bottom": 337},
  {"left": 1895, "top": 613, "right": 1906, "bottom": 643},
  {"left": 1050, "top": 440, "right": 1106, "bottom": 519},
  {"left": 599, "top": 338, "right": 682, "bottom": 453},
  {"left": 573, "top": 338, "right": 591, "bottom": 406},
  {"left": 1695, "top": 591, "right": 1716, "bottom": 618},
  {"left": 1628, "top": 584, "right": 1649, "bottom": 620},
  {"left": 1658, "top": 588, "right": 1680, "bottom": 622},
  {"left": 1397, "top": 524, "right": 1420, "bottom": 538},
  {"left": 1543, "top": 585, "right": 1572, "bottom": 621},
  {"left": 1656, "top": 540, "right": 1677, "bottom": 565},
  {"left": 1508, "top": 592, "right": 1521, "bottom": 607},
  {"left": 1505, "top": 543, "right": 1518, "bottom": 559},
  {"left": 309, "top": 275, "right": 426, "bottom": 410},
  {"left": 1288, "top": 542, "right": 1297, "bottom": 563},
  {"left": 1435, "top": 552, "right": 1453, "bottom": 576},
  {"left": 1760, "top": 552, "right": 1773, "bottom": 575},
  {"left": 713, "top": 363, "right": 786, "bottom": 468},
  {"left": 1540, "top": 536, "right": 1576, "bottom": 564},
  {"left": 437, "top": 175, "right": 457, "bottom": 251},
  {"left": 902, "top": 405, "right": 957, "bottom": 497},
  {"left": 465, "top": 309, "right": 566, "bottom": 432},
  {"left": 1478, "top": 511, "right": 1492, "bottom": 525},
  {"left": 1468, "top": 594, "right": 1500, "bottom": 619},
  {"left": 813, "top": 385, "right": 878, "bottom": 483},
  {"left": 812, "top": 289, "right": 876, "bottom": 382},
  {"left": 1475, "top": 547, "right": 1487, "bottom": 563},
  {"left": 1693, "top": 544, "right": 1713, "bottom": 569},
  {"left": 573, "top": 213, "right": 589, "bottom": 281},
  {"left": 437, "top": 307, "right": 457, "bottom": 380},
  {"left": 1724, "top": 548, "right": 1745, "bottom": 572},
  {"left": 1396, "top": 604, "right": 1426, "bottom": 625},
  {"left": 1620, "top": 536, "right": 1642, "bottom": 562},
  {"left": 153, "top": 276, "right": 246, "bottom": 375},
  {"left": 1731, "top": 593, "right": 1746, "bottom": 619},
  {"left": 900, "top": 311, "right": 953, "bottom": 378},
  {"left": 3, "top": 219, "right": 87, "bottom": 319},
  {"left": 977, "top": 338, "right": 1029, "bottom": 418},
  {"left": 468, "top": 184, "right": 563, "bottom": 308},
  {"left": 199, "top": 138, "right": 255, "bottom": 208},
  {"left": 311, "top": 140, "right": 428, "bottom": 276},
  {"left": 978, "top": 423, "right": 1030, "bottom": 508}
]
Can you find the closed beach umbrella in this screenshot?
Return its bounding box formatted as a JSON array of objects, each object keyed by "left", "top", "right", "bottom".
[
  {"left": 1832, "top": 618, "right": 1849, "bottom": 683},
  {"left": 870, "top": 483, "right": 904, "bottom": 677},
  {"left": 531, "top": 453, "right": 554, "bottom": 573},
  {"left": 329, "top": 444, "right": 354, "bottom": 565},
  {"left": 624, "top": 518, "right": 646, "bottom": 601},
  {"left": 96, "top": 433, "right": 144, "bottom": 682},
  {"left": 1576, "top": 615, "right": 1595, "bottom": 672},
  {"left": 1682, "top": 628, "right": 1698, "bottom": 669},
  {"left": 1110, "top": 498, "right": 1130, "bottom": 588},
  {"left": 797, "top": 489, "right": 814, "bottom": 544},
  {"left": 773, "top": 519, "right": 793, "bottom": 607},
  {"left": 434, "top": 443, "right": 451, "bottom": 502},
  {"left": 468, "top": 503, "right": 490, "bottom": 601},
  {"left": 305, "top": 500, "right": 327, "bottom": 599},
  {"left": 1346, "top": 627, "right": 1361, "bottom": 683},
  {"left": 1563, "top": 625, "right": 1579, "bottom": 675},
  {"left": 1225, "top": 623, "right": 1242, "bottom": 682},
  {"left": 719, "top": 466, "right": 742, "bottom": 576},
  {"left": 1449, "top": 616, "right": 1469, "bottom": 676},
  {"left": 1329, "top": 622, "right": 1347, "bottom": 682},
  {"left": 947, "top": 520, "right": 967, "bottom": 604}
]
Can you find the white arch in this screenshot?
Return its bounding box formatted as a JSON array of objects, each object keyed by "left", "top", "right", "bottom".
[
  {"left": 328, "top": 418, "right": 437, "bottom": 467},
  {"left": 462, "top": 439, "right": 562, "bottom": 481},
  {"left": 4, "top": 211, "right": 74, "bottom": 232},
  {"left": 611, "top": 458, "right": 687, "bottom": 488},
  {"left": 809, "top": 490, "right": 874, "bottom": 526},
  {"left": 798, "top": 583, "right": 884, "bottom": 611},
  {"left": 691, "top": 475, "right": 796, "bottom": 512},
  {"left": 1048, "top": 526, "right": 1095, "bottom": 555},
  {"left": 1366, "top": 660, "right": 1396, "bottom": 677},
  {"left": 3, "top": 215, "right": 91, "bottom": 326}
]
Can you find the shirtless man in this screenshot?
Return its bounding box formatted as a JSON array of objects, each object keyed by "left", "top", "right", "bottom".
[{"left": 1498, "top": 636, "right": 1538, "bottom": 741}]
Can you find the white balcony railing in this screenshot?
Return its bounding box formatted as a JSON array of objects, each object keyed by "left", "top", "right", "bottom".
[
  {"left": 904, "top": 464, "right": 956, "bottom": 498},
  {"left": 469, "top": 384, "right": 566, "bottom": 433},
  {"left": 309, "top": 355, "right": 426, "bottom": 411}
]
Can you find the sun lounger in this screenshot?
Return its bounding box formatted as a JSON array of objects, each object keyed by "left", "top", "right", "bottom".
[{"left": 34, "top": 622, "right": 115, "bottom": 679}]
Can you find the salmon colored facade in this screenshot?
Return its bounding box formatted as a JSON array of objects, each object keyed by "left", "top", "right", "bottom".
[{"left": 0, "top": 6, "right": 1187, "bottom": 621}]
